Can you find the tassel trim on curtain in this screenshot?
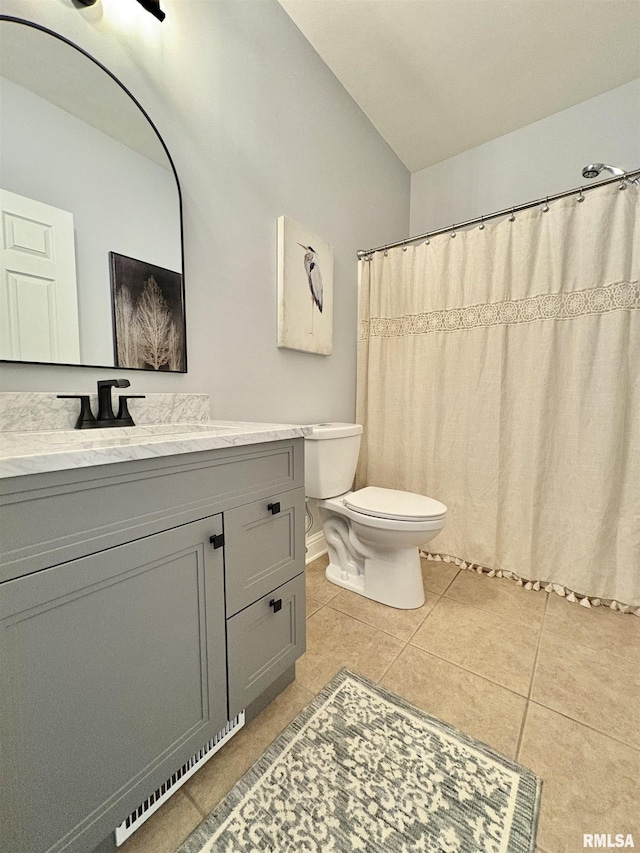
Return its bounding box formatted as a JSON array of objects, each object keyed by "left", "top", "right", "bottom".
[{"left": 420, "top": 551, "right": 640, "bottom": 617}]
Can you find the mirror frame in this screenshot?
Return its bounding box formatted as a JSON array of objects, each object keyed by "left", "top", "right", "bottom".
[{"left": 0, "top": 15, "right": 186, "bottom": 372}]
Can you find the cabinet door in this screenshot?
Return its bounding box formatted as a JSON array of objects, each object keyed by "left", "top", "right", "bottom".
[
  {"left": 226, "top": 573, "right": 306, "bottom": 719},
  {"left": 224, "top": 486, "right": 305, "bottom": 615},
  {"left": 0, "top": 517, "right": 226, "bottom": 853}
]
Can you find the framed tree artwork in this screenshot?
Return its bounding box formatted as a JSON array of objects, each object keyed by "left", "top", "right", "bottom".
[
  {"left": 110, "top": 252, "right": 186, "bottom": 372},
  {"left": 277, "top": 216, "right": 333, "bottom": 355}
]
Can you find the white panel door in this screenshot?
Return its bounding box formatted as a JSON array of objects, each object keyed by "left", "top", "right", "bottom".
[{"left": 0, "top": 189, "right": 80, "bottom": 362}]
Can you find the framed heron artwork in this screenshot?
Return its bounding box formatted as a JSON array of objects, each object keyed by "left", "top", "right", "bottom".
[{"left": 277, "top": 215, "right": 333, "bottom": 355}]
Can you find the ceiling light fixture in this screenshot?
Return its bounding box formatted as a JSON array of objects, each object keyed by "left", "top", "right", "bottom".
[
  {"left": 76, "top": 0, "right": 165, "bottom": 21},
  {"left": 135, "top": 0, "right": 165, "bottom": 21}
]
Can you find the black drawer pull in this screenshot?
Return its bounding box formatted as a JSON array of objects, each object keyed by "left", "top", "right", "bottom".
[
  {"left": 267, "top": 502, "right": 281, "bottom": 515},
  {"left": 209, "top": 533, "right": 225, "bottom": 549},
  {"left": 270, "top": 598, "right": 282, "bottom": 613}
]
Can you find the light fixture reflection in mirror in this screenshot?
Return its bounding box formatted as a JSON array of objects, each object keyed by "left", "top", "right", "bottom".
[{"left": 0, "top": 17, "right": 184, "bottom": 372}]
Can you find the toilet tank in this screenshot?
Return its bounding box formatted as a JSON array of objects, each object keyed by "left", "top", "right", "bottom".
[{"left": 304, "top": 423, "right": 363, "bottom": 499}]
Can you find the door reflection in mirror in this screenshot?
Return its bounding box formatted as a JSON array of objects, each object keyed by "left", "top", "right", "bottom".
[{"left": 0, "top": 189, "right": 80, "bottom": 363}]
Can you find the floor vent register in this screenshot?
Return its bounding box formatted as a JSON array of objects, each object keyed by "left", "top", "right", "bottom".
[{"left": 115, "top": 711, "right": 246, "bottom": 846}]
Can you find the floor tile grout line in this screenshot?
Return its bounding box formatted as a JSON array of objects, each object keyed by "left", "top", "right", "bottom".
[
  {"left": 321, "top": 596, "right": 439, "bottom": 644},
  {"left": 307, "top": 596, "right": 339, "bottom": 612},
  {"left": 529, "top": 593, "right": 549, "bottom": 695},
  {"left": 541, "top": 623, "right": 639, "bottom": 663},
  {"left": 527, "top": 697, "right": 640, "bottom": 753},
  {"left": 307, "top": 602, "right": 326, "bottom": 620},
  {"left": 404, "top": 598, "right": 442, "bottom": 643},
  {"left": 432, "top": 562, "right": 639, "bottom": 636},
  {"left": 305, "top": 606, "right": 320, "bottom": 622},
  {"left": 426, "top": 563, "right": 461, "bottom": 597},
  {"left": 424, "top": 591, "right": 548, "bottom": 639},
  {"left": 442, "top": 588, "right": 547, "bottom": 630},
  {"left": 375, "top": 639, "right": 409, "bottom": 684},
  {"left": 514, "top": 701, "right": 532, "bottom": 765},
  {"left": 404, "top": 642, "right": 531, "bottom": 701},
  {"left": 515, "top": 593, "right": 549, "bottom": 759}
]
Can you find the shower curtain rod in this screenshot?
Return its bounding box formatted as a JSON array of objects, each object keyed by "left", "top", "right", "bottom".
[{"left": 356, "top": 167, "right": 640, "bottom": 259}]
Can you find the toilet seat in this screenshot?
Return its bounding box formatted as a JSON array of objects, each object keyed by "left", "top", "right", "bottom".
[{"left": 344, "top": 487, "right": 447, "bottom": 522}]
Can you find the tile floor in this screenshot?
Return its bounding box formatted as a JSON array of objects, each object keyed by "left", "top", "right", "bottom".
[{"left": 122, "top": 555, "right": 640, "bottom": 853}]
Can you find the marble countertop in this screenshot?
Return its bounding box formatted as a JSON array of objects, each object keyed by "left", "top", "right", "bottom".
[{"left": 0, "top": 421, "right": 312, "bottom": 479}]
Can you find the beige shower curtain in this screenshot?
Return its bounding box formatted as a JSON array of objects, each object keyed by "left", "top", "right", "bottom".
[{"left": 356, "top": 183, "right": 640, "bottom": 612}]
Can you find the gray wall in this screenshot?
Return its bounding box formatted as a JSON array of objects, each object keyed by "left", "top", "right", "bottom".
[
  {"left": 0, "top": 0, "right": 410, "bottom": 424},
  {"left": 410, "top": 79, "right": 640, "bottom": 234}
]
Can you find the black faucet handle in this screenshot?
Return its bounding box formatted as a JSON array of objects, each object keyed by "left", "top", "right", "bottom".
[
  {"left": 97, "top": 378, "right": 131, "bottom": 391},
  {"left": 57, "top": 395, "right": 97, "bottom": 429},
  {"left": 116, "top": 395, "right": 146, "bottom": 426}
]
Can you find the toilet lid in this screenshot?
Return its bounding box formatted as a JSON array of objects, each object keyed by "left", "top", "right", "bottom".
[{"left": 344, "top": 487, "right": 447, "bottom": 521}]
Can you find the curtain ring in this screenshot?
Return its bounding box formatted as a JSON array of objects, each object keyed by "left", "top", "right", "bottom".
[
  {"left": 424, "top": 233, "right": 430, "bottom": 246},
  {"left": 383, "top": 245, "right": 389, "bottom": 256},
  {"left": 542, "top": 197, "right": 549, "bottom": 213},
  {"left": 619, "top": 173, "right": 628, "bottom": 190},
  {"left": 577, "top": 187, "right": 585, "bottom": 203},
  {"left": 509, "top": 207, "right": 516, "bottom": 222},
  {"left": 402, "top": 242, "right": 408, "bottom": 251},
  {"left": 450, "top": 224, "right": 457, "bottom": 238},
  {"left": 479, "top": 216, "right": 485, "bottom": 230}
]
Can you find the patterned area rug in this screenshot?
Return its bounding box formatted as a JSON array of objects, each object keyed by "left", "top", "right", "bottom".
[{"left": 178, "top": 670, "right": 541, "bottom": 853}]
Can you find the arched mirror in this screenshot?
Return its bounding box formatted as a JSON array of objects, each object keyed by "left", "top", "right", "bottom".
[{"left": 0, "top": 17, "right": 186, "bottom": 371}]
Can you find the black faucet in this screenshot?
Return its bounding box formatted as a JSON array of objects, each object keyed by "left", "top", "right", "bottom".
[
  {"left": 58, "top": 379, "right": 145, "bottom": 429},
  {"left": 97, "top": 379, "right": 130, "bottom": 424}
]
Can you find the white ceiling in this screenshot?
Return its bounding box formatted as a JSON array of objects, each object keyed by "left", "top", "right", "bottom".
[{"left": 277, "top": 0, "right": 640, "bottom": 173}]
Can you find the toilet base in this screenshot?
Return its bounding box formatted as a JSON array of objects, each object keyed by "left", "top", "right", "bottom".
[{"left": 325, "top": 547, "right": 425, "bottom": 610}]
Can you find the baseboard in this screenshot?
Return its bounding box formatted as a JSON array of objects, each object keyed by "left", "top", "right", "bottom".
[{"left": 305, "top": 530, "right": 327, "bottom": 564}]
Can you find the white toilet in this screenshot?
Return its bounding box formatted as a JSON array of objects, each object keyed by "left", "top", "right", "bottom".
[{"left": 304, "top": 423, "right": 447, "bottom": 609}]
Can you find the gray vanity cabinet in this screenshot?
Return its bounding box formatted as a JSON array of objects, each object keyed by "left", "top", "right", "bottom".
[{"left": 0, "top": 438, "right": 306, "bottom": 853}]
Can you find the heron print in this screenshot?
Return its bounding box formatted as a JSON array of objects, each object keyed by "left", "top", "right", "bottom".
[
  {"left": 277, "top": 216, "right": 333, "bottom": 355},
  {"left": 298, "top": 242, "right": 323, "bottom": 335}
]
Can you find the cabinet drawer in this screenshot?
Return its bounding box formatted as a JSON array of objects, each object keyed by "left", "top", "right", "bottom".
[
  {"left": 226, "top": 572, "right": 305, "bottom": 719},
  {"left": 224, "top": 486, "right": 305, "bottom": 615}
]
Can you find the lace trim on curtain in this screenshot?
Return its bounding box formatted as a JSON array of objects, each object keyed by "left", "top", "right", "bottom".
[
  {"left": 359, "top": 280, "right": 639, "bottom": 340},
  {"left": 420, "top": 551, "right": 640, "bottom": 617}
]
